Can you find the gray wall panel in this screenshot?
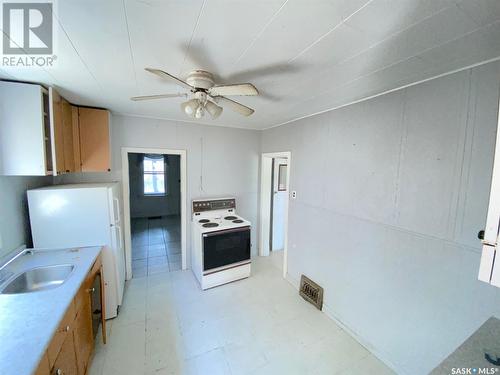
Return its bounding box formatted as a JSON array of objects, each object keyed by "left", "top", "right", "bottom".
[{"left": 262, "top": 61, "right": 500, "bottom": 374}]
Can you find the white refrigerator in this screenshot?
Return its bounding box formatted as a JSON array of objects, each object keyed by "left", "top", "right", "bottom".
[{"left": 27, "top": 183, "right": 125, "bottom": 319}]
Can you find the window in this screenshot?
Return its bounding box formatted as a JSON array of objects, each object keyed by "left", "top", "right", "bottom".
[
  {"left": 143, "top": 155, "right": 166, "bottom": 195},
  {"left": 278, "top": 164, "right": 288, "bottom": 191}
]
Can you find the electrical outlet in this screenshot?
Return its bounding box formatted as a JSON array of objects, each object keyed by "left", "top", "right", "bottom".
[{"left": 291, "top": 191, "right": 297, "bottom": 199}]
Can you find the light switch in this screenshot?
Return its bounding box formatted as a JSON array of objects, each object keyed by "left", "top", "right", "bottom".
[{"left": 291, "top": 191, "right": 297, "bottom": 199}]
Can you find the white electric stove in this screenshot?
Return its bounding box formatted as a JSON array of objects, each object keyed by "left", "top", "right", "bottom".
[{"left": 191, "top": 197, "right": 251, "bottom": 289}]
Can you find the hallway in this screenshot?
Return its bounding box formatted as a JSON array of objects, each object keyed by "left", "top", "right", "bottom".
[{"left": 131, "top": 215, "right": 181, "bottom": 277}]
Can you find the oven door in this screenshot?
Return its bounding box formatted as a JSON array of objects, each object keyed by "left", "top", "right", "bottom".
[{"left": 203, "top": 226, "right": 251, "bottom": 272}]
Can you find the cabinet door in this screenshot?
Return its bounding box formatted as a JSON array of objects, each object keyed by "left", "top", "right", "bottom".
[
  {"left": 49, "top": 87, "right": 65, "bottom": 175},
  {"left": 47, "top": 302, "right": 76, "bottom": 368},
  {"left": 74, "top": 287, "right": 94, "bottom": 375},
  {"left": 0, "top": 81, "right": 50, "bottom": 175},
  {"left": 62, "top": 99, "right": 75, "bottom": 173},
  {"left": 71, "top": 106, "right": 82, "bottom": 172},
  {"left": 78, "top": 108, "right": 110, "bottom": 172},
  {"left": 52, "top": 329, "right": 78, "bottom": 375}
]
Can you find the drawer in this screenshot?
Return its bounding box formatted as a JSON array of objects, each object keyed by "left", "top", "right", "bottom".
[{"left": 47, "top": 301, "right": 76, "bottom": 368}]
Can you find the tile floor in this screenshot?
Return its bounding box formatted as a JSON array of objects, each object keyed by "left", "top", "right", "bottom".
[
  {"left": 131, "top": 216, "right": 181, "bottom": 277},
  {"left": 88, "top": 251, "right": 394, "bottom": 375}
]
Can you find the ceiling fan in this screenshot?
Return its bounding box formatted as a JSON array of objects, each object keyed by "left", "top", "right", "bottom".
[{"left": 131, "top": 68, "right": 259, "bottom": 119}]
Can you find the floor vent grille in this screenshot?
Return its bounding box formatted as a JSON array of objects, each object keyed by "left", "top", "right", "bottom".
[{"left": 299, "top": 275, "right": 323, "bottom": 310}]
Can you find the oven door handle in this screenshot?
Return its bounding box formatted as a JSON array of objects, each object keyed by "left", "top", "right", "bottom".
[{"left": 203, "top": 226, "right": 250, "bottom": 237}]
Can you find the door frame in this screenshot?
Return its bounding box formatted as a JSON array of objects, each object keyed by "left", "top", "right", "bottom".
[
  {"left": 259, "top": 151, "right": 291, "bottom": 278},
  {"left": 121, "top": 147, "right": 187, "bottom": 279}
]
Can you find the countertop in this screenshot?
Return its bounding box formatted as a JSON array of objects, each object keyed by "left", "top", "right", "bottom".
[
  {"left": 431, "top": 317, "right": 500, "bottom": 374},
  {"left": 0, "top": 246, "right": 101, "bottom": 375}
]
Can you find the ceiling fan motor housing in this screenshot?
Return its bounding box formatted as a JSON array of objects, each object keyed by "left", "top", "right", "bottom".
[{"left": 186, "top": 70, "right": 215, "bottom": 89}]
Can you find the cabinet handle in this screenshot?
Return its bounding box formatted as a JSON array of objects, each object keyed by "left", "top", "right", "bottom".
[
  {"left": 58, "top": 325, "right": 70, "bottom": 333},
  {"left": 55, "top": 368, "right": 63, "bottom": 375},
  {"left": 87, "top": 287, "right": 95, "bottom": 293}
]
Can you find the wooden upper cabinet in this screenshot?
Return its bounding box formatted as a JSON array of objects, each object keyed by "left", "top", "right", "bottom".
[
  {"left": 49, "top": 87, "right": 65, "bottom": 175},
  {"left": 71, "top": 106, "right": 82, "bottom": 173},
  {"left": 0, "top": 81, "right": 111, "bottom": 176},
  {"left": 0, "top": 81, "right": 53, "bottom": 176},
  {"left": 78, "top": 107, "right": 111, "bottom": 172},
  {"left": 62, "top": 99, "right": 75, "bottom": 173}
]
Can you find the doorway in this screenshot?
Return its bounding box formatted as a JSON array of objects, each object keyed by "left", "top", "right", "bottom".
[
  {"left": 122, "top": 147, "right": 187, "bottom": 280},
  {"left": 259, "top": 151, "right": 291, "bottom": 278}
]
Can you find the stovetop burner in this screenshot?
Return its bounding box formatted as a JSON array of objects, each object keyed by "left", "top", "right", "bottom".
[
  {"left": 224, "top": 216, "right": 238, "bottom": 220},
  {"left": 232, "top": 219, "right": 244, "bottom": 223},
  {"left": 203, "top": 222, "right": 219, "bottom": 228},
  {"left": 198, "top": 219, "right": 210, "bottom": 223}
]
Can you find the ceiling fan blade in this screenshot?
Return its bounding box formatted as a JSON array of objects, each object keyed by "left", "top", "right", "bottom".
[
  {"left": 131, "top": 93, "right": 187, "bottom": 101},
  {"left": 208, "top": 83, "right": 258, "bottom": 97},
  {"left": 216, "top": 96, "right": 254, "bottom": 116},
  {"left": 145, "top": 68, "right": 193, "bottom": 90}
]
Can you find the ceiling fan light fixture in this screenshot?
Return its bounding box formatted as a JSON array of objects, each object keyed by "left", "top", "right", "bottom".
[
  {"left": 205, "top": 100, "right": 223, "bottom": 119},
  {"left": 181, "top": 99, "right": 199, "bottom": 117},
  {"left": 195, "top": 106, "right": 204, "bottom": 119}
]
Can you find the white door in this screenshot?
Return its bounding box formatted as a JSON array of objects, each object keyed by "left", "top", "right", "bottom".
[{"left": 271, "top": 158, "right": 288, "bottom": 251}]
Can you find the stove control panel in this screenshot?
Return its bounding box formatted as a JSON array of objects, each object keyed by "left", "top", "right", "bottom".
[{"left": 193, "top": 198, "right": 236, "bottom": 213}]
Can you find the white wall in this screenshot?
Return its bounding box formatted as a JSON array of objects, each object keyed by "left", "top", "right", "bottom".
[
  {"left": 261, "top": 61, "right": 500, "bottom": 375},
  {"left": 57, "top": 115, "right": 261, "bottom": 264},
  {"left": 0, "top": 176, "right": 52, "bottom": 258},
  {"left": 128, "top": 153, "right": 180, "bottom": 218}
]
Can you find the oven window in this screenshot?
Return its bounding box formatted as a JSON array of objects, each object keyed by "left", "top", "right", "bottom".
[{"left": 203, "top": 228, "right": 251, "bottom": 271}]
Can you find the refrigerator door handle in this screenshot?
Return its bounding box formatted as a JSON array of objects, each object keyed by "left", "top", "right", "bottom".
[{"left": 113, "top": 197, "right": 121, "bottom": 224}]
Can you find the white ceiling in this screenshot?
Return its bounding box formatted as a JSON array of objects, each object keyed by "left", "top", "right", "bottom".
[{"left": 1, "top": 0, "right": 500, "bottom": 130}]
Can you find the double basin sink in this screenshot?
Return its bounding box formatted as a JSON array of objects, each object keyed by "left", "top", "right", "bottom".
[{"left": 1, "top": 262, "right": 74, "bottom": 294}]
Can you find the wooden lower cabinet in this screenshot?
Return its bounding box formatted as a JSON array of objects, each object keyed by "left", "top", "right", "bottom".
[
  {"left": 73, "top": 293, "right": 94, "bottom": 375},
  {"left": 34, "top": 254, "right": 105, "bottom": 375},
  {"left": 47, "top": 302, "right": 76, "bottom": 368},
  {"left": 52, "top": 331, "right": 78, "bottom": 375},
  {"left": 34, "top": 353, "right": 50, "bottom": 375}
]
